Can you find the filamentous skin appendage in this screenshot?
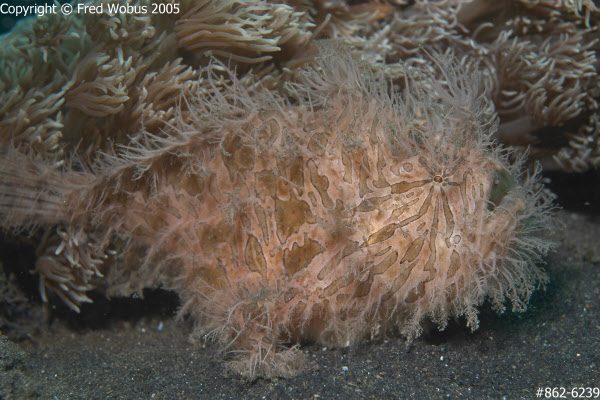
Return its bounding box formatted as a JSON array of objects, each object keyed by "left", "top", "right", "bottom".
[{"left": 0, "top": 50, "right": 555, "bottom": 378}]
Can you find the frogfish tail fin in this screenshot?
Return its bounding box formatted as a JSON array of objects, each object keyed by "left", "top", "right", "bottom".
[{"left": 0, "top": 150, "right": 75, "bottom": 233}]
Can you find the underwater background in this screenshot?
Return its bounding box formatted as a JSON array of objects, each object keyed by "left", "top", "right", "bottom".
[{"left": 1, "top": 0, "right": 599, "bottom": 398}]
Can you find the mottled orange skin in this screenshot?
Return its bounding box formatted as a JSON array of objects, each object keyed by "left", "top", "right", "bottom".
[{"left": 1, "top": 52, "right": 553, "bottom": 378}]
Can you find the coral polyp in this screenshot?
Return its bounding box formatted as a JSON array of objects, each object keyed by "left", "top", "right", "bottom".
[{"left": 0, "top": 49, "right": 555, "bottom": 378}]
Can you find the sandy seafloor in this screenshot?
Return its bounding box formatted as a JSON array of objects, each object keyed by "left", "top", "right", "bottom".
[{"left": 1, "top": 171, "right": 599, "bottom": 400}]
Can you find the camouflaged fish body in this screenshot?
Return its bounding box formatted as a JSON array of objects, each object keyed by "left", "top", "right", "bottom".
[{"left": 0, "top": 51, "right": 554, "bottom": 378}]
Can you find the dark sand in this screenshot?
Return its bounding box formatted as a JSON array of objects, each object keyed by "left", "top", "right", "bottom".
[{"left": 1, "top": 171, "right": 599, "bottom": 400}]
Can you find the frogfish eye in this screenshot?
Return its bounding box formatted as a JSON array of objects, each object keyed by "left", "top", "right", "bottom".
[{"left": 487, "top": 168, "right": 518, "bottom": 211}]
